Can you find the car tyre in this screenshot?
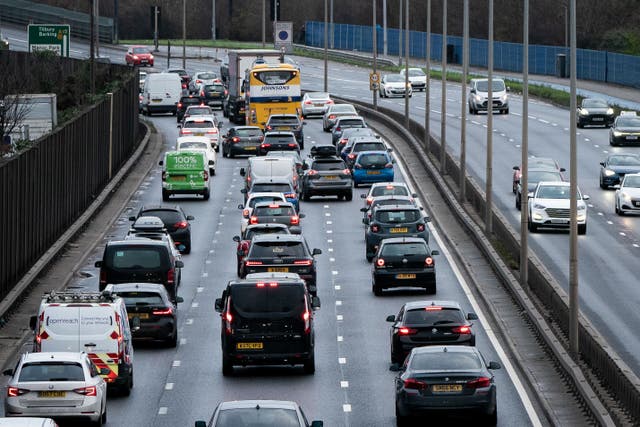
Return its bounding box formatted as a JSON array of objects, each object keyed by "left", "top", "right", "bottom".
[
  {"left": 426, "top": 283, "right": 436, "bottom": 295},
  {"left": 101, "top": 406, "right": 107, "bottom": 424},
  {"left": 503, "top": 108, "right": 509, "bottom": 114},
  {"left": 120, "top": 374, "right": 132, "bottom": 396},
  {"left": 222, "top": 355, "right": 234, "bottom": 376},
  {"left": 168, "top": 331, "right": 178, "bottom": 348},
  {"left": 578, "top": 223, "right": 587, "bottom": 235},
  {"left": 599, "top": 177, "right": 607, "bottom": 189},
  {"left": 528, "top": 219, "right": 538, "bottom": 233},
  {"left": 203, "top": 189, "right": 210, "bottom": 201},
  {"left": 372, "top": 282, "right": 383, "bottom": 296},
  {"left": 485, "top": 406, "right": 498, "bottom": 426},
  {"left": 183, "top": 242, "right": 191, "bottom": 254},
  {"left": 395, "top": 403, "right": 412, "bottom": 427},
  {"left": 162, "top": 190, "right": 170, "bottom": 201},
  {"left": 303, "top": 352, "right": 316, "bottom": 374},
  {"left": 345, "top": 191, "right": 353, "bottom": 201},
  {"left": 515, "top": 195, "right": 521, "bottom": 210}
]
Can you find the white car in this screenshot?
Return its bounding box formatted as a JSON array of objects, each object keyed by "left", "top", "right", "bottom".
[
  {"left": 614, "top": 173, "right": 640, "bottom": 215},
  {"left": 0, "top": 418, "right": 58, "bottom": 426},
  {"left": 176, "top": 136, "right": 217, "bottom": 175},
  {"left": 3, "top": 352, "right": 107, "bottom": 425},
  {"left": 361, "top": 182, "right": 417, "bottom": 207},
  {"left": 179, "top": 116, "right": 220, "bottom": 152},
  {"left": 302, "top": 92, "right": 333, "bottom": 117},
  {"left": 378, "top": 74, "right": 413, "bottom": 98},
  {"left": 238, "top": 192, "right": 287, "bottom": 234},
  {"left": 528, "top": 181, "right": 589, "bottom": 234},
  {"left": 400, "top": 67, "right": 427, "bottom": 91},
  {"left": 188, "top": 71, "right": 221, "bottom": 93}
]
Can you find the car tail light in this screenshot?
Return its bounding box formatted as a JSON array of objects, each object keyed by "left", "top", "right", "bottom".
[
  {"left": 403, "top": 378, "right": 427, "bottom": 390},
  {"left": 224, "top": 89, "right": 228, "bottom": 96},
  {"left": 35, "top": 330, "right": 49, "bottom": 348},
  {"left": 99, "top": 268, "right": 107, "bottom": 286},
  {"left": 153, "top": 307, "right": 174, "bottom": 316},
  {"left": 242, "top": 209, "right": 250, "bottom": 218},
  {"left": 258, "top": 135, "right": 264, "bottom": 142},
  {"left": 256, "top": 282, "right": 279, "bottom": 288},
  {"left": 417, "top": 224, "right": 426, "bottom": 232},
  {"left": 167, "top": 268, "right": 175, "bottom": 284},
  {"left": 304, "top": 100, "right": 312, "bottom": 104},
  {"left": 180, "top": 129, "right": 192, "bottom": 135},
  {"left": 371, "top": 224, "right": 380, "bottom": 233},
  {"left": 224, "top": 307, "right": 233, "bottom": 335},
  {"left": 174, "top": 221, "right": 188, "bottom": 229},
  {"left": 425, "top": 305, "right": 441, "bottom": 311},
  {"left": 308, "top": 169, "right": 318, "bottom": 176},
  {"left": 327, "top": 100, "right": 334, "bottom": 104},
  {"left": 245, "top": 260, "right": 263, "bottom": 266},
  {"left": 376, "top": 258, "right": 385, "bottom": 267},
  {"left": 398, "top": 327, "right": 418, "bottom": 336},
  {"left": 335, "top": 126, "right": 341, "bottom": 132},
  {"left": 182, "top": 83, "right": 187, "bottom": 89},
  {"left": 467, "top": 377, "right": 491, "bottom": 389},
  {"left": 290, "top": 216, "right": 300, "bottom": 225},
  {"left": 342, "top": 169, "right": 351, "bottom": 175},
  {"left": 425, "top": 257, "right": 434, "bottom": 266},
  {"left": 366, "top": 196, "right": 373, "bottom": 205},
  {"left": 452, "top": 325, "right": 471, "bottom": 334},
  {"left": 385, "top": 163, "right": 393, "bottom": 168},
  {"left": 340, "top": 138, "right": 348, "bottom": 144},
  {"left": 177, "top": 102, "right": 183, "bottom": 108},
  {"left": 348, "top": 153, "right": 356, "bottom": 159},
  {"left": 284, "top": 192, "right": 296, "bottom": 199},
  {"left": 232, "top": 136, "right": 240, "bottom": 143},
  {"left": 250, "top": 216, "right": 258, "bottom": 224},
  {"left": 261, "top": 143, "right": 271, "bottom": 148},
  {"left": 8, "top": 387, "right": 29, "bottom": 397},
  {"left": 302, "top": 309, "right": 311, "bottom": 334},
  {"left": 196, "top": 79, "right": 202, "bottom": 84},
  {"left": 203, "top": 170, "right": 209, "bottom": 181},
  {"left": 294, "top": 259, "right": 312, "bottom": 265},
  {"left": 266, "top": 125, "right": 273, "bottom": 130},
  {"left": 207, "top": 128, "right": 219, "bottom": 134},
  {"left": 74, "top": 386, "right": 97, "bottom": 396},
  {"left": 329, "top": 114, "right": 336, "bottom": 119},
  {"left": 200, "top": 91, "right": 205, "bottom": 97}
]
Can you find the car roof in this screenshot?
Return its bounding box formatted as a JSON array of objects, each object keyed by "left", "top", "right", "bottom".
[
  {"left": 177, "top": 136, "right": 211, "bottom": 144},
  {"left": 251, "top": 234, "right": 304, "bottom": 243},
  {"left": 106, "top": 239, "right": 167, "bottom": 247},
  {"left": 371, "top": 182, "right": 409, "bottom": 188},
  {"left": 245, "top": 223, "right": 289, "bottom": 231},
  {"left": 21, "top": 352, "right": 87, "bottom": 363},
  {"left": 268, "top": 114, "right": 299, "bottom": 119},
  {"left": 247, "top": 191, "right": 286, "bottom": 198},
  {"left": 537, "top": 181, "right": 570, "bottom": 187},
  {"left": 140, "top": 205, "right": 183, "bottom": 212},
  {"left": 335, "top": 115, "right": 364, "bottom": 121},
  {"left": 132, "top": 216, "right": 165, "bottom": 229},
  {"left": 375, "top": 204, "right": 420, "bottom": 212},
  {"left": 231, "top": 125, "right": 262, "bottom": 130},
  {"left": 411, "top": 345, "right": 479, "bottom": 356},
  {"left": 356, "top": 150, "right": 390, "bottom": 157},
  {"left": 403, "top": 300, "right": 463, "bottom": 311},
  {"left": 371, "top": 195, "right": 414, "bottom": 203},
  {"left": 312, "top": 156, "right": 342, "bottom": 162},
  {"left": 380, "top": 236, "right": 428, "bottom": 245},
  {"left": 253, "top": 201, "right": 296, "bottom": 209},
  {"left": 245, "top": 272, "right": 302, "bottom": 281},
  {"left": 251, "top": 178, "right": 293, "bottom": 185},
  {"left": 264, "top": 131, "right": 296, "bottom": 137},
  {"left": 184, "top": 116, "right": 214, "bottom": 123},
  {"left": 218, "top": 400, "right": 300, "bottom": 410},
  {"left": 110, "top": 283, "right": 168, "bottom": 293}
]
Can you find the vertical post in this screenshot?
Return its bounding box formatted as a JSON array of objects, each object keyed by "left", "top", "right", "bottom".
[
  {"left": 520, "top": 0, "right": 530, "bottom": 288},
  {"left": 273, "top": 0, "right": 278, "bottom": 33},
  {"left": 324, "top": 0, "right": 328, "bottom": 92},
  {"left": 262, "top": 0, "right": 266, "bottom": 47},
  {"left": 114, "top": 0, "right": 119, "bottom": 43},
  {"left": 167, "top": 40, "right": 170, "bottom": 68},
  {"left": 569, "top": 0, "right": 579, "bottom": 357},
  {"left": 373, "top": 0, "right": 378, "bottom": 109},
  {"left": 153, "top": 6, "right": 159, "bottom": 52},
  {"left": 108, "top": 92, "right": 114, "bottom": 180},
  {"left": 404, "top": 0, "right": 409, "bottom": 127},
  {"left": 330, "top": 0, "right": 334, "bottom": 49},
  {"left": 182, "top": 0, "right": 186, "bottom": 69},
  {"left": 89, "top": 0, "right": 95, "bottom": 95},
  {"left": 212, "top": 0, "right": 216, "bottom": 41},
  {"left": 440, "top": 0, "right": 446, "bottom": 174},
  {"left": 459, "top": 0, "right": 468, "bottom": 202},
  {"left": 485, "top": 0, "right": 494, "bottom": 234},
  {"left": 95, "top": 0, "right": 100, "bottom": 56},
  {"left": 424, "top": 0, "right": 430, "bottom": 152},
  {"left": 383, "top": 0, "right": 387, "bottom": 56},
  {"left": 398, "top": 0, "right": 403, "bottom": 66}
]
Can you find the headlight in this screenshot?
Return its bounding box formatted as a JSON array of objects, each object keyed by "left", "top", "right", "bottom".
[
  {"left": 532, "top": 213, "right": 543, "bottom": 220},
  {"left": 604, "top": 169, "right": 616, "bottom": 176},
  {"left": 621, "top": 192, "right": 631, "bottom": 201},
  {"left": 149, "top": 54, "right": 154, "bottom": 59},
  {"left": 475, "top": 94, "right": 483, "bottom": 101},
  {"left": 579, "top": 109, "right": 589, "bottom": 115},
  {"left": 613, "top": 131, "right": 623, "bottom": 137},
  {"left": 577, "top": 213, "right": 586, "bottom": 221},
  {"left": 607, "top": 108, "right": 614, "bottom": 115},
  {"left": 500, "top": 94, "right": 507, "bottom": 101},
  {"left": 533, "top": 203, "right": 546, "bottom": 209}
]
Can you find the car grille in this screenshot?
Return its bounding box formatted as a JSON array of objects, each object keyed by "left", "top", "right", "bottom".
[{"left": 545, "top": 208, "right": 570, "bottom": 218}]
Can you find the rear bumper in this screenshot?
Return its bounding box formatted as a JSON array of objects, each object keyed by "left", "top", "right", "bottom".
[
  {"left": 353, "top": 170, "right": 394, "bottom": 184},
  {"left": 373, "top": 270, "right": 435, "bottom": 287},
  {"left": 305, "top": 180, "right": 353, "bottom": 195}
]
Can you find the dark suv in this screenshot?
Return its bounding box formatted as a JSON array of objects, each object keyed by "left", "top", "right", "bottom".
[
  {"left": 301, "top": 156, "right": 353, "bottom": 201},
  {"left": 215, "top": 273, "right": 321, "bottom": 375},
  {"left": 176, "top": 94, "right": 203, "bottom": 123},
  {"left": 95, "top": 239, "right": 184, "bottom": 302},
  {"left": 129, "top": 205, "right": 194, "bottom": 254},
  {"left": 265, "top": 114, "right": 305, "bottom": 148},
  {"left": 239, "top": 234, "right": 321, "bottom": 295},
  {"left": 223, "top": 96, "right": 246, "bottom": 124},
  {"left": 364, "top": 205, "right": 430, "bottom": 261}
]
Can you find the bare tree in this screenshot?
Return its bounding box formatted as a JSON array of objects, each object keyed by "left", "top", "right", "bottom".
[{"left": 0, "top": 67, "right": 33, "bottom": 156}]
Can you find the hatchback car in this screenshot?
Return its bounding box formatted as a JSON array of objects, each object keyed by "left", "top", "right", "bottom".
[
  {"left": 129, "top": 205, "right": 194, "bottom": 254},
  {"left": 576, "top": 98, "right": 615, "bottom": 128},
  {"left": 188, "top": 71, "right": 221, "bottom": 93},
  {"left": 197, "top": 82, "right": 226, "bottom": 109},
  {"left": 260, "top": 131, "right": 300, "bottom": 155},
  {"left": 222, "top": 126, "right": 264, "bottom": 158},
  {"left": 362, "top": 182, "right": 417, "bottom": 207},
  {"left": 176, "top": 94, "right": 204, "bottom": 123},
  {"left": 379, "top": 74, "right": 413, "bottom": 98},
  {"left": 182, "top": 105, "right": 214, "bottom": 123},
  {"left": 179, "top": 116, "right": 220, "bottom": 152},
  {"left": 249, "top": 201, "right": 304, "bottom": 228},
  {"left": 265, "top": 114, "right": 305, "bottom": 148},
  {"left": 372, "top": 237, "right": 439, "bottom": 295},
  {"left": 400, "top": 67, "right": 427, "bottom": 91},
  {"left": 109, "top": 282, "right": 183, "bottom": 347},
  {"left": 233, "top": 223, "right": 293, "bottom": 276},
  {"left": 244, "top": 178, "right": 299, "bottom": 211},
  {"left": 468, "top": 78, "right": 509, "bottom": 115},
  {"left": 393, "top": 346, "right": 500, "bottom": 425},
  {"left": 609, "top": 113, "right": 640, "bottom": 146},
  {"left": 323, "top": 103, "right": 358, "bottom": 131},
  {"left": 331, "top": 116, "right": 367, "bottom": 145},
  {"left": 239, "top": 234, "right": 322, "bottom": 295},
  {"left": 364, "top": 205, "right": 430, "bottom": 261},
  {"left": 125, "top": 45, "right": 154, "bottom": 67},
  {"left": 343, "top": 138, "right": 391, "bottom": 169},
  {"left": 238, "top": 192, "right": 288, "bottom": 234},
  {"left": 599, "top": 153, "right": 640, "bottom": 189},
  {"left": 302, "top": 92, "right": 333, "bottom": 117},
  {"left": 3, "top": 352, "right": 107, "bottom": 425},
  {"left": 361, "top": 195, "right": 419, "bottom": 224},
  {"left": 386, "top": 300, "right": 478, "bottom": 363},
  {"left": 301, "top": 156, "right": 353, "bottom": 201},
  {"left": 352, "top": 151, "right": 395, "bottom": 187},
  {"left": 335, "top": 127, "right": 379, "bottom": 156},
  {"left": 615, "top": 173, "right": 640, "bottom": 215},
  {"left": 513, "top": 157, "right": 564, "bottom": 194},
  {"left": 194, "top": 400, "right": 323, "bottom": 427}
]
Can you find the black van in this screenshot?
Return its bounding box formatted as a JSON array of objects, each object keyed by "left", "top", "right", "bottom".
[
  {"left": 95, "top": 239, "right": 184, "bottom": 301},
  {"left": 215, "top": 273, "right": 321, "bottom": 376}
]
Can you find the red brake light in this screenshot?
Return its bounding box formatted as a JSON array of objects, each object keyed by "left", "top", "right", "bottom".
[
  {"left": 284, "top": 192, "right": 296, "bottom": 199},
  {"left": 342, "top": 168, "right": 351, "bottom": 175},
  {"left": 304, "top": 100, "right": 312, "bottom": 104},
  {"left": 177, "top": 102, "right": 183, "bottom": 108},
  {"left": 203, "top": 170, "right": 209, "bottom": 181},
  {"left": 153, "top": 307, "right": 174, "bottom": 316},
  {"left": 452, "top": 325, "right": 472, "bottom": 334},
  {"left": 196, "top": 79, "right": 202, "bottom": 84},
  {"left": 329, "top": 114, "right": 336, "bottom": 119},
  {"left": 335, "top": 126, "right": 341, "bottom": 131},
  {"left": 182, "top": 83, "right": 187, "bottom": 89},
  {"left": 467, "top": 377, "right": 491, "bottom": 389},
  {"left": 303, "top": 308, "right": 311, "bottom": 333},
  {"left": 232, "top": 136, "right": 240, "bottom": 143},
  {"left": 425, "top": 256, "right": 434, "bottom": 266},
  {"left": 308, "top": 169, "right": 318, "bottom": 176},
  {"left": 206, "top": 128, "right": 219, "bottom": 134},
  {"left": 417, "top": 224, "right": 426, "bottom": 232},
  {"left": 174, "top": 221, "right": 188, "bottom": 229},
  {"left": 366, "top": 196, "right": 374, "bottom": 205},
  {"left": 8, "top": 387, "right": 29, "bottom": 397},
  {"left": 266, "top": 125, "right": 272, "bottom": 130},
  {"left": 256, "top": 282, "right": 278, "bottom": 287},
  {"left": 288, "top": 143, "right": 297, "bottom": 147},
  {"left": 245, "top": 261, "right": 263, "bottom": 266},
  {"left": 403, "top": 378, "right": 427, "bottom": 390},
  {"left": 294, "top": 259, "right": 312, "bottom": 265},
  {"left": 327, "top": 100, "right": 334, "bottom": 104},
  {"left": 371, "top": 224, "right": 380, "bottom": 233},
  {"left": 290, "top": 216, "right": 300, "bottom": 225},
  {"left": 242, "top": 209, "right": 250, "bottom": 218},
  {"left": 348, "top": 153, "right": 356, "bottom": 159},
  {"left": 224, "top": 309, "right": 233, "bottom": 335},
  {"left": 425, "top": 305, "right": 442, "bottom": 311},
  {"left": 181, "top": 129, "right": 192, "bottom": 134},
  {"left": 167, "top": 268, "right": 175, "bottom": 284},
  {"left": 200, "top": 91, "right": 205, "bottom": 97},
  {"left": 74, "top": 386, "right": 97, "bottom": 396},
  {"left": 249, "top": 216, "right": 258, "bottom": 224},
  {"left": 398, "top": 327, "right": 418, "bottom": 335},
  {"left": 376, "top": 258, "right": 385, "bottom": 267},
  {"left": 261, "top": 143, "right": 271, "bottom": 148}
]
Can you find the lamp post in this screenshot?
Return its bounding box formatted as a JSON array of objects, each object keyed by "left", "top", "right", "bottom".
[
  {"left": 324, "top": 0, "right": 328, "bottom": 92},
  {"left": 424, "top": 0, "right": 430, "bottom": 152},
  {"left": 459, "top": 0, "right": 468, "bottom": 202},
  {"left": 373, "top": 0, "right": 378, "bottom": 109},
  {"left": 398, "top": 0, "right": 402, "bottom": 65},
  {"left": 211, "top": 0, "right": 216, "bottom": 41},
  {"left": 383, "top": 0, "right": 387, "bottom": 56},
  {"left": 485, "top": 0, "right": 494, "bottom": 234},
  {"left": 404, "top": 0, "right": 409, "bottom": 127},
  {"left": 440, "top": 0, "right": 447, "bottom": 174},
  {"left": 520, "top": 0, "right": 530, "bottom": 288},
  {"left": 330, "top": 0, "right": 334, "bottom": 49},
  {"left": 262, "top": 0, "right": 265, "bottom": 47},
  {"left": 182, "top": 0, "right": 186, "bottom": 69}
]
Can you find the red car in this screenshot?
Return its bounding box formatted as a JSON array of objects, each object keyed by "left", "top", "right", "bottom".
[
  {"left": 232, "top": 223, "right": 294, "bottom": 276},
  {"left": 125, "top": 46, "right": 154, "bottom": 67}
]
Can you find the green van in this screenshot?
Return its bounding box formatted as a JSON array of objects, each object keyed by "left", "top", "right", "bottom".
[{"left": 159, "top": 150, "right": 211, "bottom": 201}]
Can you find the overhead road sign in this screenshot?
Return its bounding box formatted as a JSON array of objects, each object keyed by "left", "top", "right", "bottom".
[{"left": 28, "top": 24, "right": 70, "bottom": 57}]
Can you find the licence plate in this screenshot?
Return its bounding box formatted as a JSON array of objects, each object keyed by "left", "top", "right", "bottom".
[
  {"left": 432, "top": 384, "right": 462, "bottom": 393},
  {"left": 38, "top": 391, "right": 66, "bottom": 398},
  {"left": 634, "top": 201, "right": 640, "bottom": 207},
  {"left": 268, "top": 267, "right": 289, "bottom": 272},
  {"left": 152, "top": 99, "right": 162, "bottom": 103},
  {"left": 237, "top": 342, "right": 263, "bottom": 350},
  {"left": 209, "top": 93, "right": 220, "bottom": 97},
  {"left": 390, "top": 227, "right": 408, "bottom": 233},
  {"left": 550, "top": 219, "right": 568, "bottom": 224},
  {"left": 128, "top": 313, "right": 149, "bottom": 319},
  {"left": 396, "top": 273, "right": 416, "bottom": 279},
  {"left": 172, "top": 175, "right": 187, "bottom": 181},
  {"left": 277, "top": 126, "right": 290, "bottom": 130},
  {"left": 627, "top": 135, "right": 638, "bottom": 140},
  {"left": 323, "top": 175, "right": 338, "bottom": 180},
  {"left": 367, "top": 171, "right": 381, "bottom": 175},
  {"left": 195, "top": 132, "right": 205, "bottom": 136},
  {"left": 593, "top": 117, "right": 604, "bottom": 121},
  {"left": 244, "top": 146, "right": 257, "bottom": 150},
  {"left": 314, "top": 103, "right": 324, "bottom": 107}
]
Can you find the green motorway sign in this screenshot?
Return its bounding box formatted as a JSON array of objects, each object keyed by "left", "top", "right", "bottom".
[{"left": 28, "top": 24, "right": 70, "bottom": 57}]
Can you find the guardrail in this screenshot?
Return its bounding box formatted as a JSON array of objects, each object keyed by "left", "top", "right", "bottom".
[
  {"left": 337, "top": 96, "right": 639, "bottom": 425},
  {"left": 294, "top": 43, "right": 397, "bottom": 67},
  {"left": 0, "top": 0, "right": 114, "bottom": 44}
]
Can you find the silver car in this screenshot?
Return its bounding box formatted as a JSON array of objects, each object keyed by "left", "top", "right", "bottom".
[
  {"left": 188, "top": 71, "right": 220, "bottom": 93},
  {"left": 302, "top": 92, "right": 333, "bottom": 117},
  {"left": 4, "top": 352, "right": 107, "bottom": 425},
  {"left": 322, "top": 103, "right": 357, "bottom": 132}
]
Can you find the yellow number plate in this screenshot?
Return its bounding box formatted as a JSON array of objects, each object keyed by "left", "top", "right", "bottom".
[
  {"left": 128, "top": 313, "right": 149, "bottom": 319},
  {"left": 432, "top": 384, "right": 462, "bottom": 393},
  {"left": 152, "top": 99, "right": 162, "bottom": 103},
  {"left": 268, "top": 267, "right": 289, "bottom": 272},
  {"left": 244, "top": 146, "right": 257, "bottom": 150},
  {"left": 195, "top": 132, "right": 205, "bottom": 136},
  {"left": 367, "top": 171, "right": 381, "bottom": 175},
  {"left": 390, "top": 227, "right": 408, "bottom": 233},
  {"left": 396, "top": 274, "right": 416, "bottom": 279},
  {"left": 38, "top": 391, "right": 66, "bottom": 398},
  {"left": 237, "top": 342, "right": 263, "bottom": 350},
  {"left": 323, "top": 175, "right": 338, "bottom": 180},
  {"left": 277, "top": 126, "right": 290, "bottom": 130},
  {"left": 172, "top": 175, "right": 187, "bottom": 181}
]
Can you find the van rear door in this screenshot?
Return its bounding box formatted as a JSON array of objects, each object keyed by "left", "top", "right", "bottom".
[
  {"left": 77, "top": 305, "right": 121, "bottom": 383},
  {"left": 39, "top": 305, "right": 82, "bottom": 352}
]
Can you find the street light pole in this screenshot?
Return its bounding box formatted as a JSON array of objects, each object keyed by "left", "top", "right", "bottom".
[
  {"left": 89, "top": 0, "right": 95, "bottom": 95},
  {"left": 324, "top": 0, "right": 328, "bottom": 92},
  {"left": 182, "top": 0, "right": 186, "bottom": 69},
  {"left": 330, "top": 0, "right": 334, "bottom": 49},
  {"left": 440, "top": 0, "right": 447, "bottom": 174},
  {"left": 262, "top": 0, "right": 265, "bottom": 47},
  {"left": 398, "top": 0, "right": 402, "bottom": 66},
  {"left": 373, "top": 0, "right": 378, "bottom": 109},
  {"left": 569, "top": 0, "right": 579, "bottom": 357},
  {"left": 211, "top": 0, "right": 216, "bottom": 41},
  {"left": 459, "top": 0, "right": 468, "bottom": 202},
  {"left": 520, "top": 0, "right": 530, "bottom": 288},
  {"left": 404, "top": 0, "right": 409, "bottom": 127},
  {"left": 383, "top": 0, "right": 387, "bottom": 56},
  {"left": 424, "top": 0, "right": 430, "bottom": 152},
  {"left": 485, "top": 0, "right": 494, "bottom": 234}
]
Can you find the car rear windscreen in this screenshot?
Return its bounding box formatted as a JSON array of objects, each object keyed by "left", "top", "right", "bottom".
[
  {"left": 254, "top": 206, "right": 295, "bottom": 216},
  {"left": 313, "top": 160, "right": 345, "bottom": 171},
  {"left": 249, "top": 241, "right": 306, "bottom": 257},
  {"left": 404, "top": 307, "right": 465, "bottom": 325},
  {"left": 230, "top": 285, "right": 305, "bottom": 315},
  {"left": 338, "top": 119, "right": 365, "bottom": 127},
  {"left": 179, "top": 141, "right": 209, "bottom": 150},
  {"left": 185, "top": 107, "right": 211, "bottom": 115},
  {"left": 353, "top": 142, "right": 385, "bottom": 152},
  {"left": 269, "top": 117, "right": 300, "bottom": 126},
  {"left": 376, "top": 209, "right": 420, "bottom": 223},
  {"left": 204, "top": 84, "right": 224, "bottom": 92},
  {"left": 358, "top": 153, "right": 388, "bottom": 167},
  {"left": 236, "top": 128, "right": 263, "bottom": 137},
  {"left": 411, "top": 352, "right": 482, "bottom": 371},
  {"left": 216, "top": 408, "right": 300, "bottom": 427},
  {"left": 371, "top": 186, "right": 410, "bottom": 197},
  {"left": 331, "top": 105, "right": 356, "bottom": 113},
  {"left": 245, "top": 228, "right": 289, "bottom": 240},
  {"left": 19, "top": 362, "right": 85, "bottom": 382},
  {"left": 184, "top": 121, "right": 214, "bottom": 128},
  {"left": 140, "top": 209, "right": 183, "bottom": 225},
  {"left": 264, "top": 135, "right": 296, "bottom": 143},
  {"left": 106, "top": 246, "right": 166, "bottom": 269},
  {"left": 249, "top": 196, "right": 284, "bottom": 208},
  {"left": 181, "top": 98, "right": 202, "bottom": 106},
  {"left": 251, "top": 184, "right": 292, "bottom": 193},
  {"left": 380, "top": 242, "right": 429, "bottom": 257},
  {"left": 118, "top": 291, "right": 165, "bottom": 306}
]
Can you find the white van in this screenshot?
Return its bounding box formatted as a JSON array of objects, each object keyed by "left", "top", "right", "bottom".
[
  {"left": 176, "top": 136, "right": 217, "bottom": 175},
  {"left": 142, "top": 72, "right": 183, "bottom": 116},
  {"left": 29, "top": 290, "right": 135, "bottom": 396},
  {"left": 240, "top": 156, "right": 299, "bottom": 194}
]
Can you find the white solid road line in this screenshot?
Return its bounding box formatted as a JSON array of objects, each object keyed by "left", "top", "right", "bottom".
[{"left": 394, "top": 151, "right": 543, "bottom": 427}]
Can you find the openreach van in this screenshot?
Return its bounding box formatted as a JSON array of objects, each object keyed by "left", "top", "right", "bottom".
[
  {"left": 159, "top": 150, "right": 212, "bottom": 201},
  {"left": 29, "top": 290, "right": 135, "bottom": 396}
]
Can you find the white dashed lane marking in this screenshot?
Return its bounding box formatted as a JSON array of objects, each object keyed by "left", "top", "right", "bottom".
[
  {"left": 172, "top": 360, "right": 181, "bottom": 367},
  {"left": 165, "top": 383, "right": 174, "bottom": 390},
  {"left": 338, "top": 357, "right": 347, "bottom": 364},
  {"left": 337, "top": 336, "right": 344, "bottom": 342},
  {"left": 158, "top": 407, "right": 168, "bottom": 415},
  {"left": 343, "top": 404, "right": 352, "bottom": 412},
  {"left": 337, "top": 315, "right": 343, "bottom": 321},
  {"left": 341, "top": 380, "right": 349, "bottom": 387}
]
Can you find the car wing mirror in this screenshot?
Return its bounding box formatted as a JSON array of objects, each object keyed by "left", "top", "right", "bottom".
[
  {"left": 128, "top": 216, "right": 136, "bottom": 221},
  {"left": 239, "top": 168, "right": 246, "bottom": 176},
  {"left": 238, "top": 204, "right": 244, "bottom": 210},
  {"left": 175, "top": 260, "right": 185, "bottom": 268},
  {"left": 240, "top": 188, "right": 247, "bottom": 194},
  {"left": 431, "top": 249, "right": 439, "bottom": 256},
  {"left": 467, "top": 312, "right": 478, "bottom": 320},
  {"left": 208, "top": 160, "right": 214, "bottom": 165},
  {"left": 311, "top": 296, "right": 321, "bottom": 310},
  {"left": 560, "top": 167, "right": 566, "bottom": 172},
  {"left": 100, "top": 367, "right": 111, "bottom": 376},
  {"left": 310, "top": 421, "right": 323, "bottom": 427},
  {"left": 389, "top": 363, "right": 403, "bottom": 372},
  {"left": 424, "top": 216, "right": 431, "bottom": 222},
  {"left": 488, "top": 361, "right": 502, "bottom": 370},
  {"left": 506, "top": 86, "right": 511, "bottom": 92},
  {"left": 470, "top": 88, "right": 476, "bottom": 94},
  {"left": 512, "top": 165, "right": 520, "bottom": 171},
  {"left": 360, "top": 207, "right": 368, "bottom": 212},
  {"left": 158, "top": 160, "right": 164, "bottom": 166},
  {"left": 214, "top": 298, "right": 224, "bottom": 313},
  {"left": 187, "top": 215, "right": 194, "bottom": 220},
  {"left": 386, "top": 315, "right": 396, "bottom": 322},
  {"left": 360, "top": 194, "right": 367, "bottom": 199},
  {"left": 387, "top": 147, "right": 393, "bottom": 152},
  {"left": 289, "top": 226, "right": 302, "bottom": 234},
  {"left": 3, "top": 368, "right": 14, "bottom": 376},
  {"left": 233, "top": 235, "right": 241, "bottom": 242},
  {"left": 312, "top": 248, "right": 322, "bottom": 256},
  {"left": 582, "top": 195, "right": 590, "bottom": 201},
  {"left": 299, "top": 213, "right": 306, "bottom": 218},
  {"left": 94, "top": 260, "right": 103, "bottom": 268},
  {"left": 29, "top": 315, "right": 37, "bottom": 330},
  {"left": 613, "top": 184, "right": 621, "bottom": 190},
  {"left": 527, "top": 192, "right": 534, "bottom": 198},
  {"left": 599, "top": 162, "right": 605, "bottom": 167}
]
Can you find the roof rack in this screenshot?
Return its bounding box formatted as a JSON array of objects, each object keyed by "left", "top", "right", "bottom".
[{"left": 42, "top": 290, "right": 117, "bottom": 303}]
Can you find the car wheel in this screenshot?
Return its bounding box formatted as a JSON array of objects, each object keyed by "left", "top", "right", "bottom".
[
  {"left": 503, "top": 108, "right": 509, "bottom": 114},
  {"left": 577, "top": 122, "right": 583, "bottom": 129},
  {"left": 101, "top": 406, "right": 107, "bottom": 424},
  {"left": 599, "top": 177, "right": 606, "bottom": 189},
  {"left": 426, "top": 283, "right": 436, "bottom": 295},
  {"left": 578, "top": 223, "right": 587, "bottom": 235},
  {"left": 215, "top": 145, "right": 220, "bottom": 153},
  {"left": 366, "top": 254, "right": 373, "bottom": 262},
  {"left": 395, "top": 403, "right": 412, "bottom": 427},
  {"left": 345, "top": 191, "right": 353, "bottom": 201},
  {"left": 528, "top": 218, "right": 537, "bottom": 233},
  {"left": 303, "top": 352, "right": 316, "bottom": 374},
  {"left": 120, "top": 374, "right": 132, "bottom": 396},
  {"left": 168, "top": 331, "right": 178, "bottom": 348},
  {"left": 203, "top": 189, "right": 210, "bottom": 200},
  {"left": 485, "top": 406, "right": 498, "bottom": 426},
  {"left": 372, "top": 282, "right": 382, "bottom": 296},
  {"left": 183, "top": 242, "right": 191, "bottom": 255},
  {"left": 222, "top": 355, "right": 234, "bottom": 376},
  {"left": 162, "top": 189, "right": 170, "bottom": 201}
]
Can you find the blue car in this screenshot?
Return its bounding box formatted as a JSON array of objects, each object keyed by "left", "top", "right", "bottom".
[{"left": 352, "top": 151, "right": 394, "bottom": 187}]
